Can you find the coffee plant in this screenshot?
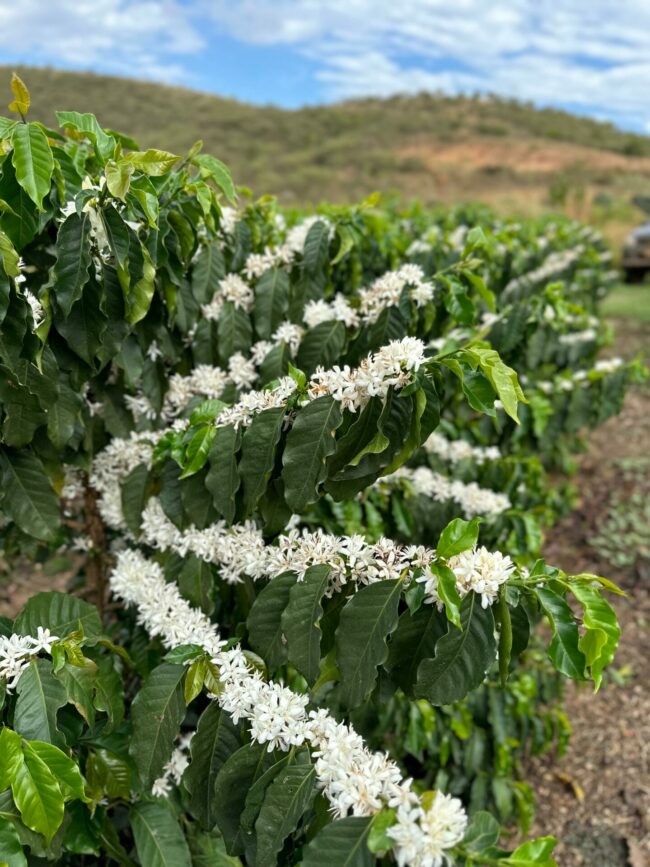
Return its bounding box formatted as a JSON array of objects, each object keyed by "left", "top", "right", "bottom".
[{"left": 0, "top": 74, "right": 635, "bottom": 866}]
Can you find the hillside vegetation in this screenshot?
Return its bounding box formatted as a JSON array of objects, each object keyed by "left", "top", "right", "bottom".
[{"left": 5, "top": 65, "right": 650, "bottom": 238}]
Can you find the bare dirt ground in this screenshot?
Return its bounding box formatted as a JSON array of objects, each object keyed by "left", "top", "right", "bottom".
[{"left": 515, "top": 319, "right": 650, "bottom": 867}]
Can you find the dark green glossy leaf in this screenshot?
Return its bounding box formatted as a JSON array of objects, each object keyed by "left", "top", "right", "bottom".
[
  {"left": 131, "top": 800, "right": 192, "bottom": 867},
  {"left": 283, "top": 396, "right": 343, "bottom": 512},
  {"left": 416, "top": 593, "right": 496, "bottom": 704},
  {"left": 336, "top": 579, "right": 401, "bottom": 708},
  {"left": 281, "top": 565, "right": 331, "bottom": 684},
  {"left": 130, "top": 663, "right": 186, "bottom": 788}
]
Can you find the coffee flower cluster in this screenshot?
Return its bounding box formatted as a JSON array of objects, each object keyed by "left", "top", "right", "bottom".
[
  {"left": 423, "top": 432, "right": 501, "bottom": 465},
  {"left": 417, "top": 547, "right": 516, "bottom": 609},
  {"left": 136, "top": 497, "right": 515, "bottom": 611},
  {"left": 109, "top": 549, "right": 468, "bottom": 865},
  {"left": 0, "top": 628, "right": 59, "bottom": 691},
  {"left": 376, "top": 466, "right": 511, "bottom": 519}
]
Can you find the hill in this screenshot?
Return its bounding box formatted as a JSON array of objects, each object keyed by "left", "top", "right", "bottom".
[{"left": 3, "top": 65, "right": 650, "bottom": 239}]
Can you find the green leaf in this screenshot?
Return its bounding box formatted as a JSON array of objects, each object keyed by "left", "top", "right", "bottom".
[
  {"left": 12, "top": 742, "right": 64, "bottom": 843},
  {"left": 56, "top": 111, "right": 116, "bottom": 163},
  {"left": 180, "top": 425, "right": 217, "bottom": 478},
  {"left": 8, "top": 73, "right": 30, "bottom": 117},
  {"left": 246, "top": 572, "right": 295, "bottom": 672},
  {"left": 367, "top": 810, "right": 397, "bottom": 854},
  {"left": 297, "top": 320, "right": 347, "bottom": 376},
  {"left": 126, "top": 149, "right": 179, "bottom": 176},
  {"left": 187, "top": 826, "right": 242, "bottom": 867},
  {"left": 570, "top": 583, "right": 620, "bottom": 689},
  {"left": 506, "top": 836, "right": 557, "bottom": 866},
  {"left": 0, "top": 228, "right": 20, "bottom": 277},
  {"left": 212, "top": 743, "right": 278, "bottom": 854},
  {"left": 14, "top": 593, "right": 101, "bottom": 640},
  {"left": 416, "top": 593, "right": 496, "bottom": 704},
  {"left": 282, "top": 396, "right": 343, "bottom": 512},
  {"left": 463, "top": 346, "right": 527, "bottom": 423},
  {"left": 281, "top": 565, "right": 331, "bottom": 684},
  {"left": 436, "top": 517, "right": 481, "bottom": 559},
  {"left": 534, "top": 587, "right": 587, "bottom": 681},
  {"left": 105, "top": 159, "right": 133, "bottom": 200},
  {"left": 432, "top": 562, "right": 462, "bottom": 629},
  {"left": 178, "top": 556, "right": 215, "bottom": 615},
  {"left": 184, "top": 703, "right": 241, "bottom": 829},
  {"left": 386, "top": 606, "right": 448, "bottom": 694},
  {"left": 0, "top": 728, "right": 24, "bottom": 787},
  {"left": 254, "top": 751, "right": 317, "bottom": 867},
  {"left": 14, "top": 659, "right": 67, "bottom": 748},
  {"left": 301, "top": 817, "right": 373, "bottom": 867},
  {"left": 55, "top": 660, "right": 96, "bottom": 726},
  {"left": 86, "top": 749, "right": 132, "bottom": 802},
  {"left": 192, "top": 242, "right": 225, "bottom": 304},
  {"left": 55, "top": 274, "right": 108, "bottom": 364},
  {"left": 253, "top": 269, "right": 289, "bottom": 339},
  {"left": 336, "top": 579, "right": 401, "bottom": 708},
  {"left": 121, "top": 463, "right": 151, "bottom": 536},
  {"left": 0, "top": 815, "right": 27, "bottom": 867},
  {"left": 206, "top": 425, "right": 241, "bottom": 524},
  {"left": 194, "top": 154, "right": 236, "bottom": 202},
  {"left": 131, "top": 800, "right": 192, "bottom": 867},
  {"left": 130, "top": 175, "right": 159, "bottom": 228},
  {"left": 125, "top": 241, "right": 155, "bottom": 324},
  {"left": 130, "top": 663, "right": 186, "bottom": 788},
  {"left": 217, "top": 303, "right": 252, "bottom": 366},
  {"left": 51, "top": 212, "right": 92, "bottom": 316},
  {"left": 0, "top": 449, "right": 59, "bottom": 541},
  {"left": 11, "top": 123, "right": 53, "bottom": 210},
  {"left": 238, "top": 406, "right": 285, "bottom": 516},
  {"left": 184, "top": 657, "right": 208, "bottom": 705},
  {"left": 24, "top": 741, "right": 85, "bottom": 802},
  {"left": 462, "top": 810, "right": 500, "bottom": 852}
]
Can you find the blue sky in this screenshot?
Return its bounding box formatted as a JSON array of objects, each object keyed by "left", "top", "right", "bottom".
[{"left": 1, "top": 0, "right": 649, "bottom": 132}]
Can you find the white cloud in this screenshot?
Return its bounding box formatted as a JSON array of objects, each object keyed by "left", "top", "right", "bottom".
[
  {"left": 1, "top": 1, "right": 649, "bottom": 130},
  {"left": 206, "top": 0, "right": 650, "bottom": 129},
  {"left": 0, "top": 0, "right": 203, "bottom": 82}
]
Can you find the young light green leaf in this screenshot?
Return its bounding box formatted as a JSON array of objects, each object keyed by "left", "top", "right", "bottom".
[
  {"left": 436, "top": 517, "right": 481, "bottom": 560},
  {"left": 534, "top": 587, "right": 587, "bottom": 681},
  {"left": 24, "top": 741, "right": 85, "bottom": 802},
  {"left": 0, "top": 727, "right": 24, "bottom": 787},
  {"left": 12, "top": 743, "right": 64, "bottom": 843},
  {"left": 8, "top": 73, "right": 30, "bottom": 117},
  {"left": 570, "top": 582, "right": 620, "bottom": 689},
  {"left": 126, "top": 149, "right": 179, "bottom": 176},
  {"left": 431, "top": 562, "right": 462, "bottom": 629},
  {"left": 11, "top": 123, "right": 54, "bottom": 210},
  {"left": 105, "top": 159, "right": 133, "bottom": 200}
]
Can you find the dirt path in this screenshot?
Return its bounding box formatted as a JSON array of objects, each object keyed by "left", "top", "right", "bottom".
[{"left": 516, "top": 319, "right": 650, "bottom": 866}]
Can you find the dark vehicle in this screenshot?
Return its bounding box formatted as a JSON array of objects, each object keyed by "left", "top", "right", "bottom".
[
  {"left": 622, "top": 222, "right": 650, "bottom": 282},
  {"left": 623, "top": 196, "right": 650, "bottom": 281}
]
